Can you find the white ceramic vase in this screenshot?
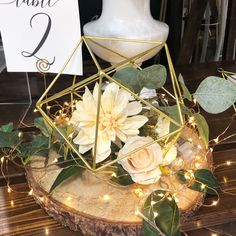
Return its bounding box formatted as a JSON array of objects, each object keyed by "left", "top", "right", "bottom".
[{"left": 83, "top": 0, "right": 169, "bottom": 64}]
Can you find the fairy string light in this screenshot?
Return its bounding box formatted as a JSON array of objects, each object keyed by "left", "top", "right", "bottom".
[{"left": 0, "top": 69, "right": 236, "bottom": 235}]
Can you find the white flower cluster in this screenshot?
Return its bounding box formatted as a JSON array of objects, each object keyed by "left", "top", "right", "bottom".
[{"left": 70, "top": 83, "right": 177, "bottom": 185}]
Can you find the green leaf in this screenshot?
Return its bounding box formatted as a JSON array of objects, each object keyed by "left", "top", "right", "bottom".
[
  {"left": 31, "top": 136, "right": 49, "bottom": 156},
  {"left": 193, "top": 76, "right": 236, "bottom": 114},
  {"left": 34, "top": 117, "right": 52, "bottom": 138},
  {"left": 50, "top": 165, "right": 83, "bottom": 193},
  {"left": 56, "top": 155, "right": 84, "bottom": 169},
  {"left": 111, "top": 163, "right": 134, "bottom": 186},
  {"left": 143, "top": 220, "right": 158, "bottom": 236},
  {"left": 0, "top": 131, "right": 20, "bottom": 148},
  {"left": 19, "top": 136, "right": 49, "bottom": 164},
  {"left": 178, "top": 74, "right": 192, "bottom": 101},
  {"left": 0, "top": 123, "right": 14, "bottom": 132},
  {"left": 177, "top": 169, "right": 221, "bottom": 195},
  {"left": 143, "top": 190, "right": 181, "bottom": 236},
  {"left": 51, "top": 142, "right": 65, "bottom": 156},
  {"left": 113, "top": 67, "right": 142, "bottom": 93},
  {"left": 56, "top": 126, "right": 69, "bottom": 143},
  {"left": 159, "top": 105, "right": 181, "bottom": 133},
  {"left": 137, "top": 65, "right": 167, "bottom": 89},
  {"left": 176, "top": 170, "right": 187, "bottom": 184},
  {"left": 193, "top": 113, "right": 209, "bottom": 147}
]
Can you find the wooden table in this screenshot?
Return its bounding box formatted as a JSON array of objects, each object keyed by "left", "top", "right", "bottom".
[{"left": 1, "top": 61, "right": 236, "bottom": 236}]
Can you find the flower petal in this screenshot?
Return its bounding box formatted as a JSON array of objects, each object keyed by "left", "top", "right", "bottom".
[
  {"left": 115, "top": 128, "right": 127, "bottom": 142},
  {"left": 95, "top": 148, "right": 111, "bottom": 164},
  {"left": 112, "top": 88, "right": 130, "bottom": 118},
  {"left": 79, "top": 143, "right": 93, "bottom": 154},
  {"left": 130, "top": 167, "right": 162, "bottom": 185},
  {"left": 120, "top": 115, "right": 148, "bottom": 136},
  {"left": 101, "top": 83, "right": 119, "bottom": 114},
  {"left": 127, "top": 101, "right": 142, "bottom": 116},
  {"left": 70, "top": 109, "right": 95, "bottom": 128},
  {"left": 93, "top": 83, "right": 99, "bottom": 104},
  {"left": 83, "top": 86, "right": 96, "bottom": 108},
  {"left": 73, "top": 129, "right": 95, "bottom": 146},
  {"left": 94, "top": 134, "right": 111, "bottom": 163}
]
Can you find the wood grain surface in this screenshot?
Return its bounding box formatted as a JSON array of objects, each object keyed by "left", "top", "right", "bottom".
[{"left": 1, "top": 61, "right": 236, "bottom": 235}]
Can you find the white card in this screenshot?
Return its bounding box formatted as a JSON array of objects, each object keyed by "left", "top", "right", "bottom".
[{"left": 0, "top": 0, "right": 83, "bottom": 75}]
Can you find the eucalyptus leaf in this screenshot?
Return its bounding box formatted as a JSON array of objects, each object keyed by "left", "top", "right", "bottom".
[
  {"left": 193, "top": 76, "right": 236, "bottom": 114},
  {"left": 143, "top": 190, "right": 181, "bottom": 236},
  {"left": 0, "top": 122, "right": 14, "bottom": 132},
  {"left": 177, "top": 169, "right": 221, "bottom": 194},
  {"left": 34, "top": 117, "right": 52, "bottom": 138},
  {"left": 193, "top": 113, "right": 209, "bottom": 148},
  {"left": 137, "top": 65, "right": 167, "bottom": 89},
  {"left": 113, "top": 67, "right": 141, "bottom": 93},
  {"left": 50, "top": 165, "right": 83, "bottom": 193},
  {"left": 0, "top": 130, "right": 20, "bottom": 148},
  {"left": 111, "top": 163, "right": 134, "bottom": 186},
  {"left": 178, "top": 74, "right": 192, "bottom": 101}
]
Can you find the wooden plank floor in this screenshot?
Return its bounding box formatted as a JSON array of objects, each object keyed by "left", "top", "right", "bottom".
[{"left": 1, "top": 61, "right": 236, "bottom": 235}]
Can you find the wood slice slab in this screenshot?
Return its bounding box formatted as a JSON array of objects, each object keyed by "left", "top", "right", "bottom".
[{"left": 26, "top": 127, "right": 212, "bottom": 236}]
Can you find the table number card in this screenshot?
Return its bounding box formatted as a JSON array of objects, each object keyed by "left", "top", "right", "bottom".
[{"left": 0, "top": 0, "right": 83, "bottom": 75}]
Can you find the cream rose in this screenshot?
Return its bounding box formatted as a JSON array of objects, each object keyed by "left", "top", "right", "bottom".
[{"left": 118, "top": 136, "right": 164, "bottom": 185}]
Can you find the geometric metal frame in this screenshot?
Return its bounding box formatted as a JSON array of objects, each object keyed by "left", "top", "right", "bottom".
[{"left": 36, "top": 36, "right": 185, "bottom": 172}]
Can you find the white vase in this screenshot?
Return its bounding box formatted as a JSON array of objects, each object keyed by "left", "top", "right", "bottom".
[{"left": 83, "top": 0, "right": 169, "bottom": 65}]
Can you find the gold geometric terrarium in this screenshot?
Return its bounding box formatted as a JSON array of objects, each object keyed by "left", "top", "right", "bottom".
[{"left": 36, "top": 36, "right": 185, "bottom": 172}]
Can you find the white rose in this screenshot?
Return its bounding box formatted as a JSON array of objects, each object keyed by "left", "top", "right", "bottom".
[{"left": 118, "top": 136, "right": 164, "bottom": 185}]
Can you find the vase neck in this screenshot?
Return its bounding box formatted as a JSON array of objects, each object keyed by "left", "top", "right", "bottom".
[{"left": 100, "top": 0, "right": 152, "bottom": 21}]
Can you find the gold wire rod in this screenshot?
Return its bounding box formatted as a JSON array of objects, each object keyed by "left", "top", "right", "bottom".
[
  {"left": 37, "top": 38, "right": 83, "bottom": 105},
  {"left": 104, "top": 73, "right": 183, "bottom": 128},
  {"left": 82, "top": 37, "right": 102, "bottom": 71},
  {"left": 92, "top": 75, "right": 103, "bottom": 169},
  {"left": 164, "top": 44, "right": 184, "bottom": 103},
  {"left": 99, "top": 44, "right": 162, "bottom": 75},
  {"left": 38, "top": 38, "right": 164, "bottom": 107},
  {"left": 162, "top": 131, "right": 182, "bottom": 157},
  {"left": 161, "top": 87, "right": 176, "bottom": 100},
  {"left": 73, "top": 92, "right": 83, "bottom": 99},
  {"left": 102, "top": 43, "right": 164, "bottom": 76},
  {"left": 84, "top": 35, "right": 164, "bottom": 45},
  {"left": 218, "top": 67, "right": 236, "bottom": 75},
  {"left": 86, "top": 38, "right": 142, "bottom": 69},
  {"left": 39, "top": 42, "right": 164, "bottom": 106},
  {"left": 103, "top": 62, "right": 138, "bottom": 76},
  {"left": 38, "top": 74, "right": 100, "bottom": 106},
  {"left": 84, "top": 38, "right": 162, "bottom": 73},
  {"left": 100, "top": 44, "right": 163, "bottom": 76},
  {"left": 95, "top": 128, "right": 183, "bottom": 172},
  {"left": 37, "top": 106, "right": 93, "bottom": 170},
  {"left": 70, "top": 75, "right": 77, "bottom": 113},
  {"left": 36, "top": 36, "right": 187, "bottom": 172},
  {"left": 164, "top": 44, "right": 184, "bottom": 125},
  {"left": 36, "top": 41, "right": 164, "bottom": 107}
]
